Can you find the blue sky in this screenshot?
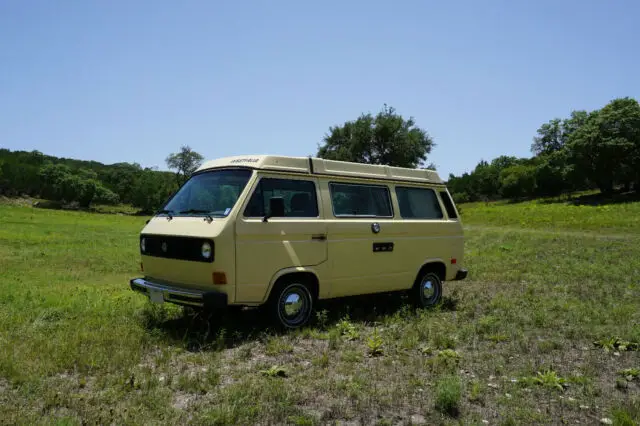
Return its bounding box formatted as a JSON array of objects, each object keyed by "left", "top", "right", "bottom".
[{"left": 1, "top": 1, "right": 639, "bottom": 177}]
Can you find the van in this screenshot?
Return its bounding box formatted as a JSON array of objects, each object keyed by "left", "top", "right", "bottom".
[{"left": 130, "top": 155, "right": 467, "bottom": 328}]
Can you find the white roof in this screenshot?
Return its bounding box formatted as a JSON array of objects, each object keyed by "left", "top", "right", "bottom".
[{"left": 197, "top": 155, "right": 444, "bottom": 184}]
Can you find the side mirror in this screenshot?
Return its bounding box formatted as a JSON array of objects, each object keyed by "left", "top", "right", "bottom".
[{"left": 264, "top": 196, "right": 285, "bottom": 222}]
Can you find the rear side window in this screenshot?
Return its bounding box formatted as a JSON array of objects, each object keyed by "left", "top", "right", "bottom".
[
  {"left": 244, "top": 178, "right": 318, "bottom": 217},
  {"left": 439, "top": 191, "right": 458, "bottom": 219},
  {"left": 330, "top": 183, "right": 393, "bottom": 217},
  {"left": 395, "top": 187, "right": 443, "bottom": 219}
]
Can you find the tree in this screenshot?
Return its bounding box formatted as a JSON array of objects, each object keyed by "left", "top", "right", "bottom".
[
  {"left": 532, "top": 111, "right": 588, "bottom": 156},
  {"left": 166, "top": 146, "right": 205, "bottom": 185},
  {"left": 567, "top": 97, "right": 640, "bottom": 193},
  {"left": 131, "top": 169, "right": 177, "bottom": 213},
  {"left": 500, "top": 164, "right": 537, "bottom": 198},
  {"left": 317, "top": 105, "right": 434, "bottom": 168}
]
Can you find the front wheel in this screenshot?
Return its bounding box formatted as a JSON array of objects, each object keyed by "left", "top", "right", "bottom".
[
  {"left": 269, "top": 282, "right": 314, "bottom": 329},
  {"left": 410, "top": 271, "right": 443, "bottom": 308}
]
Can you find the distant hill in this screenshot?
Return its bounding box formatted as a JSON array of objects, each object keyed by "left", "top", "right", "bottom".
[{"left": 0, "top": 149, "right": 177, "bottom": 212}]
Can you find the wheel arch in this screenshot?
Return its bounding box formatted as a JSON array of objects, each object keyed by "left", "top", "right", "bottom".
[
  {"left": 263, "top": 267, "right": 320, "bottom": 304},
  {"left": 415, "top": 259, "right": 447, "bottom": 283}
]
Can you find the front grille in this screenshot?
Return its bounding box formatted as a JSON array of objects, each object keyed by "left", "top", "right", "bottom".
[{"left": 140, "top": 234, "right": 214, "bottom": 263}]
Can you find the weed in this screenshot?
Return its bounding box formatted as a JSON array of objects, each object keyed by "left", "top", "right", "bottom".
[
  {"left": 435, "top": 375, "right": 462, "bottom": 417},
  {"left": 469, "top": 380, "right": 485, "bottom": 404},
  {"left": 339, "top": 349, "right": 362, "bottom": 363},
  {"left": 328, "top": 328, "right": 340, "bottom": 351},
  {"left": 519, "top": 370, "right": 566, "bottom": 391},
  {"left": 260, "top": 365, "right": 287, "bottom": 378},
  {"left": 618, "top": 368, "right": 640, "bottom": 381},
  {"left": 214, "top": 327, "right": 226, "bottom": 350},
  {"left": 488, "top": 334, "right": 510, "bottom": 343},
  {"left": 265, "top": 336, "right": 294, "bottom": 356},
  {"left": 615, "top": 378, "right": 629, "bottom": 391},
  {"left": 610, "top": 399, "right": 640, "bottom": 426},
  {"left": 312, "top": 352, "right": 329, "bottom": 369},
  {"left": 367, "top": 328, "right": 384, "bottom": 357},
  {"left": 594, "top": 337, "right": 640, "bottom": 352},
  {"left": 236, "top": 345, "right": 252, "bottom": 361},
  {"left": 315, "top": 309, "right": 329, "bottom": 330},
  {"left": 174, "top": 368, "right": 219, "bottom": 394},
  {"left": 288, "top": 414, "right": 317, "bottom": 426},
  {"left": 419, "top": 344, "right": 434, "bottom": 356},
  {"left": 336, "top": 318, "right": 359, "bottom": 341}
]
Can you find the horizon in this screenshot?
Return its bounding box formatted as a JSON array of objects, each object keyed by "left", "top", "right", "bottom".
[{"left": 2, "top": 1, "right": 639, "bottom": 177}]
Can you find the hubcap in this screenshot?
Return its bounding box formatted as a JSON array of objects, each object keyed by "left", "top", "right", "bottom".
[
  {"left": 422, "top": 278, "right": 436, "bottom": 301},
  {"left": 284, "top": 292, "right": 304, "bottom": 318}
]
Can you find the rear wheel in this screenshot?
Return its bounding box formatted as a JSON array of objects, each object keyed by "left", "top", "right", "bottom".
[
  {"left": 269, "top": 281, "right": 314, "bottom": 329},
  {"left": 410, "top": 271, "right": 442, "bottom": 308}
]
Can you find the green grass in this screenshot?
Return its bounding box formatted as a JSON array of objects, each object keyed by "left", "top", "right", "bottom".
[
  {"left": 461, "top": 196, "right": 640, "bottom": 234},
  {"left": 1, "top": 198, "right": 639, "bottom": 424}
]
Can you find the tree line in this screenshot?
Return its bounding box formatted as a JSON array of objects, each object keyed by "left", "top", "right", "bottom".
[
  {"left": 447, "top": 97, "right": 640, "bottom": 202},
  {"left": 2, "top": 97, "right": 638, "bottom": 211},
  {"left": 0, "top": 148, "right": 185, "bottom": 212}
]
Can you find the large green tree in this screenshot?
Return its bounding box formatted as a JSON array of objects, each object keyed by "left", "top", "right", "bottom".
[
  {"left": 531, "top": 111, "right": 588, "bottom": 156},
  {"left": 166, "top": 145, "right": 205, "bottom": 185},
  {"left": 567, "top": 97, "right": 640, "bottom": 193},
  {"left": 317, "top": 105, "right": 434, "bottom": 168}
]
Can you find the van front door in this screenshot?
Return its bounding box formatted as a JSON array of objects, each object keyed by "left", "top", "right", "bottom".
[{"left": 235, "top": 175, "right": 327, "bottom": 303}]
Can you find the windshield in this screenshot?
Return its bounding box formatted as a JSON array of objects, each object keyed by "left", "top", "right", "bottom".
[{"left": 161, "top": 169, "right": 253, "bottom": 217}]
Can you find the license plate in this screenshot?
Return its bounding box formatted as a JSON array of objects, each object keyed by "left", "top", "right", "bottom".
[{"left": 149, "top": 289, "right": 164, "bottom": 304}]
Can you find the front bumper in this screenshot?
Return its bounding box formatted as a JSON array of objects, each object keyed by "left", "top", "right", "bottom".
[
  {"left": 453, "top": 268, "right": 468, "bottom": 281},
  {"left": 129, "top": 277, "right": 227, "bottom": 309}
]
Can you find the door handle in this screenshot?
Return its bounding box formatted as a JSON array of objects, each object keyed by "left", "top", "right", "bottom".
[{"left": 311, "top": 234, "right": 327, "bottom": 241}]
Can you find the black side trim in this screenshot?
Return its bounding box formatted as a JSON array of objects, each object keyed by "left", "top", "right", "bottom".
[{"left": 454, "top": 269, "right": 468, "bottom": 281}]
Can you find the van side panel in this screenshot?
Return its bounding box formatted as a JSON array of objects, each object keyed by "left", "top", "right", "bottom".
[{"left": 321, "top": 179, "right": 464, "bottom": 298}]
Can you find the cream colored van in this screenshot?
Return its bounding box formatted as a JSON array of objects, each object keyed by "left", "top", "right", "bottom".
[{"left": 130, "top": 155, "right": 467, "bottom": 328}]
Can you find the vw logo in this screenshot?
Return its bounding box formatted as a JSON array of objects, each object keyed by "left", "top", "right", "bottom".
[
  {"left": 161, "top": 242, "right": 168, "bottom": 253},
  {"left": 371, "top": 222, "right": 381, "bottom": 234}
]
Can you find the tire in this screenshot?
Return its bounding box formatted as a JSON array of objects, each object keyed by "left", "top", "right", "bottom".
[
  {"left": 410, "top": 271, "right": 443, "bottom": 308},
  {"left": 268, "top": 281, "right": 314, "bottom": 329}
]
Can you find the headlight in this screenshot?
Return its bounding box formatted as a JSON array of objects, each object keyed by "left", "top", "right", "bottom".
[
  {"left": 201, "top": 242, "right": 212, "bottom": 259},
  {"left": 140, "top": 238, "right": 146, "bottom": 253}
]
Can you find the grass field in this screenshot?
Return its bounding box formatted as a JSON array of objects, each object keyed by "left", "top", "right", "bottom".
[{"left": 1, "top": 198, "right": 639, "bottom": 425}]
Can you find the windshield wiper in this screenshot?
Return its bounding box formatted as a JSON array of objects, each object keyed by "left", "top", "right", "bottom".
[
  {"left": 179, "top": 209, "right": 214, "bottom": 221},
  {"left": 155, "top": 209, "right": 174, "bottom": 219}
]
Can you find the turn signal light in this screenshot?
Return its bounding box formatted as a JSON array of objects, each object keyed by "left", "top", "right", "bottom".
[
  {"left": 212, "top": 271, "right": 227, "bottom": 285},
  {"left": 451, "top": 258, "right": 457, "bottom": 264}
]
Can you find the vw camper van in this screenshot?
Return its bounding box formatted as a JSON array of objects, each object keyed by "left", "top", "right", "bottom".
[{"left": 130, "top": 155, "right": 467, "bottom": 328}]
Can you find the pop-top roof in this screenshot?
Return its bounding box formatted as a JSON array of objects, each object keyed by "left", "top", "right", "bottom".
[{"left": 196, "top": 155, "right": 444, "bottom": 184}]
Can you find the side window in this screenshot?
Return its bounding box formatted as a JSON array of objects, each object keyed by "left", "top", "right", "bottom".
[
  {"left": 395, "top": 187, "right": 443, "bottom": 219},
  {"left": 329, "top": 183, "right": 392, "bottom": 217},
  {"left": 439, "top": 191, "right": 458, "bottom": 219},
  {"left": 244, "top": 178, "right": 318, "bottom": 218}
]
